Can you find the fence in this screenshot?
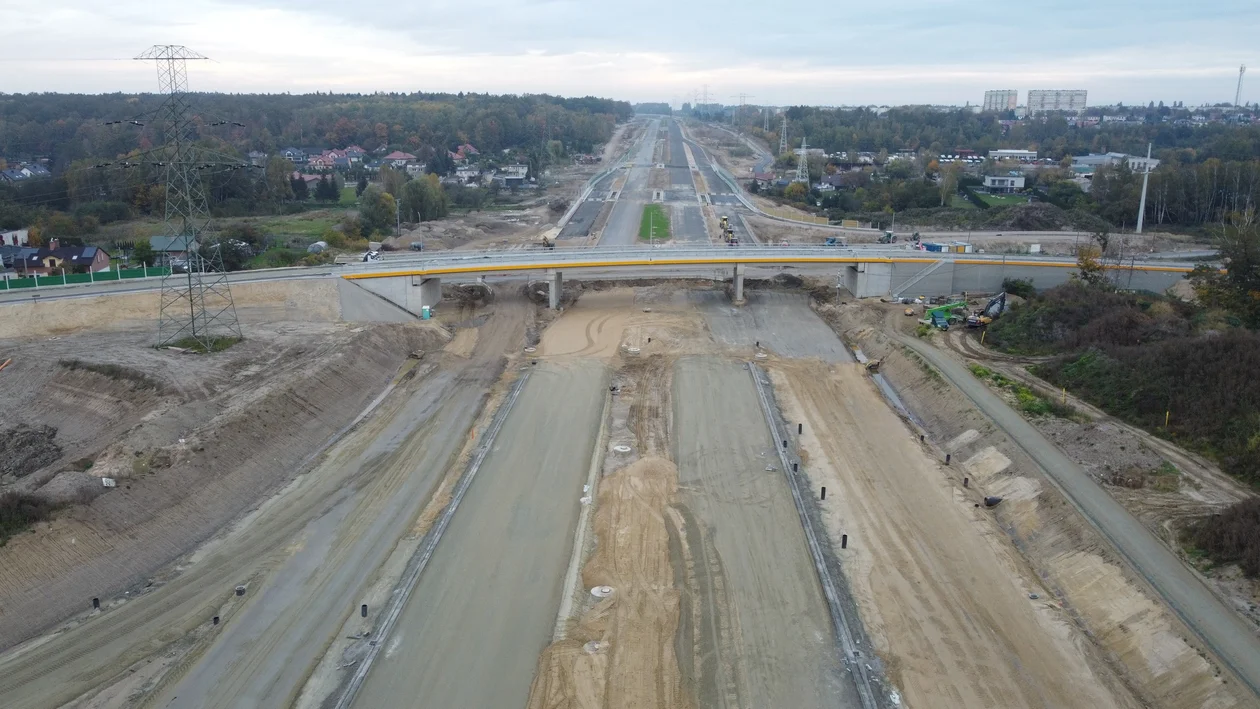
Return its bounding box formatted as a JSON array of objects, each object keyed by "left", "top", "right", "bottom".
[{"left": 0, "top": 265, "right": 173, "bottom": 291}]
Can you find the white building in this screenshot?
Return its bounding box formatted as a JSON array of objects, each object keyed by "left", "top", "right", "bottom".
[
  {"left": 989, "top": 149, "right": 1038, "bottom": 161},
  {"left": 984, "top": 175, "right": 1026, "bottom": 193},
  {"left": 1072, "top": 152, "right": 1160, "bottom": 173},
  {"left": 0, "top": 228, "right": 29, "bottom": 246},
  {"left": 1027, "top": 89, "right": 1088, "bottom": 114},
  {"left": 983, "top": 90, "right": 1018, "bottom": 112}
]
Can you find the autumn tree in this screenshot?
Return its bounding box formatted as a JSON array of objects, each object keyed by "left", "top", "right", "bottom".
[{"left": 358, "top": 185, "right": 396, "bottom": 235}]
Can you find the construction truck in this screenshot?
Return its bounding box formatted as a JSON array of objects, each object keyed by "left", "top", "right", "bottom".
[
  {"left": 540, "top": 235, "right": 556, "bottom": 249},
  {"left": 824, "top": 236, "right": 847, "bottom": 247},
  {"left": 720, "top": 215, "right": 730, "bottom": 232}
]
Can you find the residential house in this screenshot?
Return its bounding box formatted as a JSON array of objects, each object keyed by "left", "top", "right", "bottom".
[
  {"left": 492, "top": 164, "right": 528, "bottom": 188},
  {"left": 0, "top": 245, "right": 38, "bottom": 275},
  {"left": 344, "top": 145, "right": 366, "bottom": 163},
  {"left": 332, "top": 156, "right": 351, "bottom": 171},
  {"left": 280, "top": 147, "right": 306, "bottom": 163},
  {"left": 983, "top": 175, "right": 1026, "bottom": 194},
  {"left": 291, "top": 171, "right": 323, "bottom": 190},
  {"left": 1, "top": 228, "right": 29, "bottom": 246},
  {"left": 306, "top": 154, "right": 334, "bottom": 171},
  {"left": 447, "top": 143, "right": 480, "bottom": 162},
  {"left": 21, "top": 164, "right": 51, "bottom": 178},
  {"left": 404, "top": 163, "right": 428, "bottom": 177},
  {"left": 455, "top": 165, "right": 482, "bottom": 184},
  {"left": 14, "top": 242, "right": 111, "bottom": 276},
  {"left": 248, "top": 150, "right": 268, "bottom": 167},
  {"left": 149, "top": 235, "right": 199, "bottom": 266},
  {"left": 1, "top": 168, "right": 29, "bottom": 183},
  {"left": 383, "top": 151, "right": 417, "bottom": 168}
]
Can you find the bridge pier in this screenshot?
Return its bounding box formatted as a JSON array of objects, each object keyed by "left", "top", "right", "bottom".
[
  {"left": 548, "top": 270, "right": 563, "bottom": 310},
  {"left": 350, "top": 274, "right": 441, "bottom": 316},
  {"left": 732, "top": 263, "right": 746, "bottom": 304}
]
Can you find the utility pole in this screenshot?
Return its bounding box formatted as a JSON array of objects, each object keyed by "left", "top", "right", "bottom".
[
  {"left": 396, "top": 195, "right": 401, "bottom": 236},
  {"left": 1136, "top": 142, "right": 1152, "bottom": 234},
  {"left": 1238, "top": 65, "right": 1247, "bottom": 107},
  {"left": 763, "top": 108, "right": 770, "bottom": 132},
  {"left": 779, "top": 116, "right": 788, "bottom": 155},
  {"left": 796, "top": 137, "right": 809, "bottom": 183}
]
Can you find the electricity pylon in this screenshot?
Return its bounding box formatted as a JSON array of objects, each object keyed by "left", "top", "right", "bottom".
[
  {"left": 796, "top": 137, "right": 810, "bottom": 183},
  {"left": 137, "top": 45, "right": 242, "bottom": 350},
  {"left": 779, "top": 116, "right": 788, "bottom": 155}
]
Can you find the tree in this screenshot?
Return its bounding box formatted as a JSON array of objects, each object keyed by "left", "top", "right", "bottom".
[
  {"left": 358, "top": 185, "right": 396, "bottom": 235},
  {"left": 356, "top": 175, "right": 369, "bottom": 197},
  {"left": 1189, "top": 221, "right": 1260, "bottom": 327},
  {"left": 314, "top": 174, "right": 340, "bottom": 201},
  {"left": 938, "top": 161, "right": 962, "bottom": 206},
  {"left": 379, "top": 165, "right": 407, "bottom": 197},
  {"left": 784, "top": 182, "right": 808, "bottom": 202},
  {"left": 290, "top": 175, "right": 310, "bottom": 201},
  {"left": 263, "top": 156, "right": 295, "bottom": 203},
  {"left": 427, "top": 150, "right": 455, "bottom": 176},
  {"left": 131, "top": 241, "right": 156, "bottom": 267},
  {"left": 1071, "top": 244, "right": 1112, "bottom": 290}
]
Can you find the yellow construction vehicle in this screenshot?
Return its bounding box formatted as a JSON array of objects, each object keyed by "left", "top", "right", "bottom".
[{"left": 720, "top": 215, "right": 730, "bottom": 231}]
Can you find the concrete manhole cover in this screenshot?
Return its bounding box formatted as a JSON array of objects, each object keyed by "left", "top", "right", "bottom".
[
  {"left": 523, "top": 347, "right": 537, "bottom": 353},
  {"left": 612, "top": 445, "right": 632, "bottom": 454},
  {"left": 590, "top": 585, "right": 614, "bottom": 598}
]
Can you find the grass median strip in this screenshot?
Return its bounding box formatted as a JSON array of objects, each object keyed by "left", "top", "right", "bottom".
[{"left": 639, "top": 203, "right": 670, "bottom": 242}]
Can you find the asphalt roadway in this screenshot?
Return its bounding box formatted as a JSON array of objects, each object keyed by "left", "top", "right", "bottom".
[
  {"left": 898, "top": 334, "right": 1260, "bottom": 699},
  {"left": 599, "top": 119, "right": 659, "bottom": 247},
  {"left": 351, "top": 360, "right": 607, "bottom": 708}
]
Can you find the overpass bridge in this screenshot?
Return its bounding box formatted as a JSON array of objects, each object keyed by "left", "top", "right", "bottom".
[{"left": 340, "top": 245, "right": 1198, "bottom": 313}]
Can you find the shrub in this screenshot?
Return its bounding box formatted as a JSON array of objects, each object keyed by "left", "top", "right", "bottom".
[
  {"left": 1190, "top": 499, "right": 1260, "bottom": 577},
  {"left": 0, "top": 492, "right": 54, "bottom": 545},
  {"left": 1001, "top": 277, "right": 1036, "bottom": 299}
]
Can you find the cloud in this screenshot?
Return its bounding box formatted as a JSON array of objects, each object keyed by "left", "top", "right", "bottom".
[{"left": 3, "top": 0, "right": 1256, "bottom": 105}]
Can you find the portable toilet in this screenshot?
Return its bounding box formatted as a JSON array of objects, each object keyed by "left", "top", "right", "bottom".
[{"left": 421, "top": 305, "right": 431, "bottom": 320}]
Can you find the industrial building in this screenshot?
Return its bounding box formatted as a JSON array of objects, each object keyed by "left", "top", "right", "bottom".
[
  {"left": 1027, "top": 89, "right": 1088, "bottom": 114},
  {"left": 983, "top": 90, "right": 1018, "bottom": 112},
  {"left": 989, "top": 149, "right": 1038, "bottom": 162}
]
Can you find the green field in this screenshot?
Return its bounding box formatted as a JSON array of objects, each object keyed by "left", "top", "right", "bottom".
[
  {"left": 980, "top": 193, "right": 1031, "bottom": 207},
  {"left": 638, "top": 204, "right": 671, "bottom": 242},
  {"left": 950, "top": 194, "right": 977, "bottom": 210},
  {"left": 340, "top": 186, "right": 357, "bottom": 206},
  {"left": 256, "top": 213, "right": 338, "bottom": 239}
]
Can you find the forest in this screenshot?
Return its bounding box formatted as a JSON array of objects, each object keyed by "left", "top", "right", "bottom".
[{"left": 0, "top": 91, "right": 630, "bottom": 233}]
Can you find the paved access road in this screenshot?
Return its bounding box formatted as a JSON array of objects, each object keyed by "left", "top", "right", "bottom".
[
  {"left": 898, "top": 334, "right": 1260, "bottom": 699},
  {"left": 351, "top": 360, "right": 607, "bottom": 708},
  {"left": 672, "top": 357, "right": 855, "bottom": 709}
]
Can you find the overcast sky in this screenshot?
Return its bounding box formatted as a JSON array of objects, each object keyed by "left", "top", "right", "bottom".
[{"left": 3, "top": 0, "right": 1256, "bottom": 107}]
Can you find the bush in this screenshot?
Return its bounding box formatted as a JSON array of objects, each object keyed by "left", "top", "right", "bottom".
[
  {"left": 1001, "top": 277, "right": 1036, "bottom": 299},
  {"left": 0, "top": 492, "right": 54, "bottom": 545},
  {"left": 1191, "top": 498, "right": 1260, "bottom": 577}
]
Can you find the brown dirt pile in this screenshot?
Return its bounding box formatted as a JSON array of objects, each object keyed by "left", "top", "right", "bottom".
[{"left": 526, "top": 456, "right": 690, "bottom": 709}]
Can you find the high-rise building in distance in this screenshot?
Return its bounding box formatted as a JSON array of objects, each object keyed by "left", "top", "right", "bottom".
[
  {"left": 1026, "top": 89, "right": 1088, "bottom": 114},
  {"left": 983, "top": 90, "right": 1018, "bottom": 112}
]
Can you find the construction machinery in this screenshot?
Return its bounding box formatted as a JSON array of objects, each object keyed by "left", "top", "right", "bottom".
[
  {"left": 966, "top": 292, "right": 1007, "bottom": 328},
  {"left": 878, "top": 230, "right": 897, "bottom": 244},
  {"left": 824, "top": 236, "right": 847, "bottom": 247},
  {"left": 924, "top": 300, "right": 966, "bottom": 330},
  {"left": 540, "top": 234, "right": 556, "bottom": 249}
]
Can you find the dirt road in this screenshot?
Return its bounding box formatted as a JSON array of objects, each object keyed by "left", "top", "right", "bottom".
[
  {"left": 0, "top": 302, "right": 525, "bottom": 709},
  {"left": 772, "top": 360, "right": 1132, "bottom": 708},
  {"left": 672, "top": 356, "right": 855, "bottom": 709},
  {"left": 351, "top": 360, "right": 607, "bottom": 708},
  {"left": 897, "top": 334, "right": 1260, "bottom": 699}
]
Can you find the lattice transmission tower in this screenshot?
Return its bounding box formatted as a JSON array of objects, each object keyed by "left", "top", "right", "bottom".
[
  {"left": 1238, "top": 65, "right": 1247, "bottom": 107},
  {"left": 779, "top": 116, "right": 788, "bottom": 155},
  {"left": 137, "top": 45, "right": 242, "bottom": 350},
  {"left": 795, "top": 137, "right": 809, "bottom": 183}
]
